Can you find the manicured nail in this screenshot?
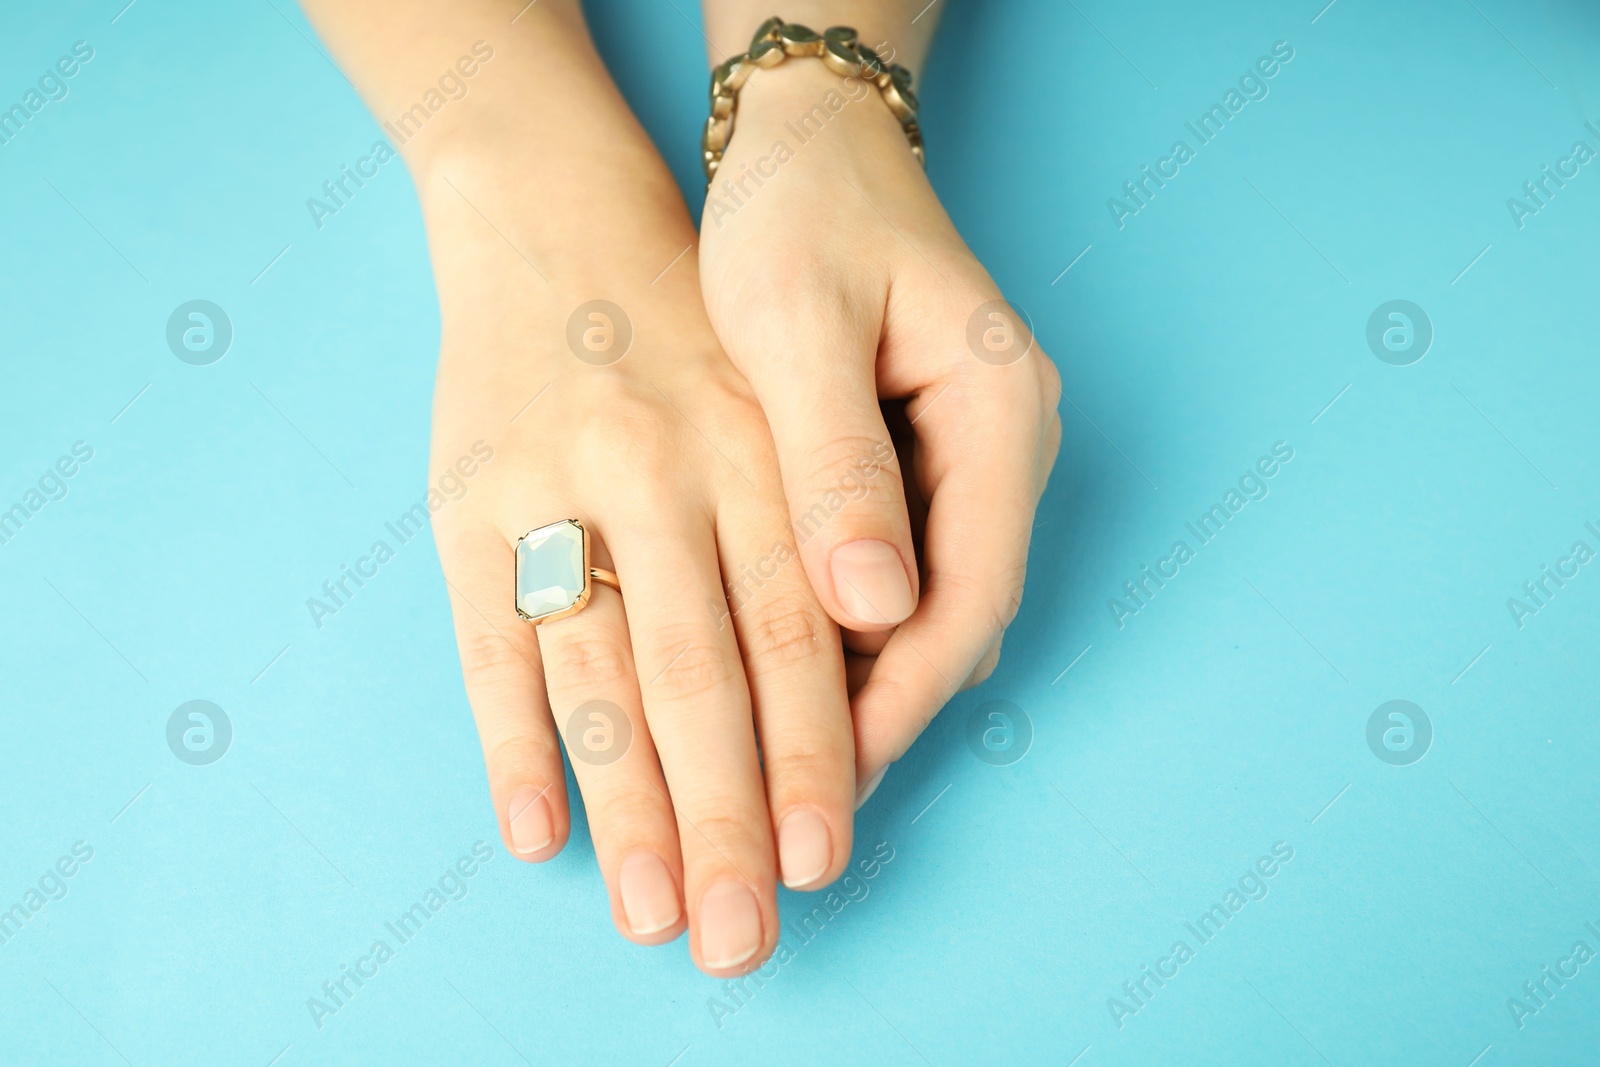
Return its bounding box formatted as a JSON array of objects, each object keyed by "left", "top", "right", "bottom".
[
  {"left": 777, "top": 809, "right": 833, "bottom": 889},
  {"left": 508, "top": 786, "right": 553, "bottom": 854},
  {"left": 831, "top": 540, "right": 915, "bottom": 625},
  {"left": 619, "top": 852, "right": 682, "bottom": 935},
  {"left": 698, "top": 880, "right": 763, "bottom": 969},
  {"left": 855, "top": 766, "right": 888, "bottom": 811}
]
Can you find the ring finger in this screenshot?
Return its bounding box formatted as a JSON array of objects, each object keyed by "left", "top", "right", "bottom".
[{"left": 522, "top": 518, "right": 687, "bottom": 945}]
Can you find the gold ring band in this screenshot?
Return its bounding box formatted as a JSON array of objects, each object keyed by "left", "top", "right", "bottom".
[{"left": 589, "top": 567, "right": 620, "bottom": 592}]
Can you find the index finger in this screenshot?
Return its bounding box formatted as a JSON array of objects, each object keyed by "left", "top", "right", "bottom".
[{"left": 850, "top": 376, "right": 1056, "bottom": 782}]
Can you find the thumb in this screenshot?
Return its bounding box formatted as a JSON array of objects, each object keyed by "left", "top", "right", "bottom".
[{"left": 737, "top": 313, "right": 919, "bottom": 633}]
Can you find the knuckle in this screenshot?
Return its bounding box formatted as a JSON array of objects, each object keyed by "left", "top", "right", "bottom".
[
  {"left": 588, "top": 419, "right": 663, "bottom": 472},
  {"left": 962, "top": 644, "right": 1003, "bottom": 691},
  {"left": 855, "top": 674, "right": 934, "bottom": 764},
  {"left": 485, "top": 732, "right": 554, "bottom": 773},
  {"left": 697, "top": 383, "right": 775, "bottom": 473},
  {"left": 457, "top": 627, "right": 532, "bottom": 682},
  {"left": 548, "top": 635, "right": 630, "bottom": 691},
  {"left": 996, "top": 562, "right": 1029, "bottom": 629},
  {"left": 1036, "top": 351, "right": 1063, "bottom": 397},
  {"left": 807, "top": 431, "right": 898, "bottom": 479},
  {"left": 763, "top": 740, "right": 844, "bottom": 786},
  {"left": 935, "top": 565, "right": 1025, "bottom": 636},
  {"left": 795, "top": 433, "right": 900, "bottom": 509},
  {"left": 569, "top": 387, "right": 674, "bottom": 471},
  {"left": 715, "top": 261, "right": 880, "bottom": 369},
  {"left": 1042, "top": 412, "right": 1064, "bottom": 475},
  {"left": 913, "top": 698, "right": 945, "bottom": 741},
  {"left": 561, "top": 383, "right": 753, "bottom": 515},
  {"left": 726, "top": 246, "right": 839, "bottom": 322},
  {"left": 742, "top": 599, "right": 829, "bottom": 668},
  {"left": 587, "top": 789, "right": 668, "bottom": 837},
  {"left": 648, "top": 634, "right": 739, "bottom": 702},
  {"left": 678, "top": 808, "right": 764, "bottom": 855}
]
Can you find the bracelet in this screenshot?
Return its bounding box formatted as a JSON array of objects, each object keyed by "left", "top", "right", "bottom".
[{"left": 702, "top": 16, "right": 924, "bottom": 183}]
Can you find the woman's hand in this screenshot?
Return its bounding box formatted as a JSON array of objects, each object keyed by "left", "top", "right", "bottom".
[
  {"left": 424, "top": 172, "right": 861, "bottom": 976},
  {"left": 697, "top": 19, "right": 1062, "bottom": 798},
  {"left": 302, "top": 0, "right": 857, "bottom": 977}
]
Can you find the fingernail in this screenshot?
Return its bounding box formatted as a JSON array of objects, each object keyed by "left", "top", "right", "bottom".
[
  {"left": 699, "top": 880, "right": 763, "bottom": 969},
  {"left": 831, "top": 540, "right": 915, "bottom": 625},
  {"left": 855, "top": 766, "right": 888, "bottom": 811},
  {"left": 508, "top": 786, "right": 554, "bottom": 854},
  {"left": 777, "top": 809, "right": 833, "bottom": 889},
  {"left": 619, "top": 853, "right": 682, "bottom": 935}
]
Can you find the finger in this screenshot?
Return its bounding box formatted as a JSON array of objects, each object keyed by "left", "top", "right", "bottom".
[
  {"left": 608, "top": 505, "right": 778, "bottom": 976},
  {"left": 841, "top": 394, "right": 925, "bottom": 658},
  {"left": 963, "top": 635, "right": 1003, "bottom": 691},
  {"left": 717, "top": 500, "right": 854, "bottom": 892},
  {"left": 439, "top": 525, "right": 570, "bottom": 862},
  {"left": 729, "top": 293, "right": 919, "bottom": 633},
  {"left": 851, "top": 395, "right": 1044, "bottom": 780},
  {"left": 531, "top": 526, "right": 687, "bottom": 945}
]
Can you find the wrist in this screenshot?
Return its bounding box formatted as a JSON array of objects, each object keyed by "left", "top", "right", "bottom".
[
  {"left": 704, "top": 35, "right": 924, "bottom": 191},
  {"left": 380, "top": 8, "right": 686, "bottom": 257},
  {"left": 403, "top": 73, "right": 698, "bottom": 299},
  {"left": 422, "top": 171, "right": 701, "bottom": 304},
  {"left": 417, "top": 154, "right": 720, "bottom": 376}
]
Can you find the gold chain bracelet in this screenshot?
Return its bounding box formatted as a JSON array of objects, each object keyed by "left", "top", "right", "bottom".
[{"left": 702, "top": 16, "right": 924, "bottom": 183}]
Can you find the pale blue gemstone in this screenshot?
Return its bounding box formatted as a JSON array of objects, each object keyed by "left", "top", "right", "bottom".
[{"left": 516, "top": 520, "right": 586, "bottom": 619}]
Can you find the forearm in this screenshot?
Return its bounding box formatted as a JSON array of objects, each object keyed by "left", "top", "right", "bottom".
[
  {"left": 700, "top": 1, "right": 938, "bottom": 72},
  {"left": 299, "top": 0, "right": 691, "bottom": 274}
]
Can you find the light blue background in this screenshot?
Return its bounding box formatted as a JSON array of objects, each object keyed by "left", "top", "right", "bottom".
[{"left": 3, "top": 0, "right": 1599, "bottom": 1063}]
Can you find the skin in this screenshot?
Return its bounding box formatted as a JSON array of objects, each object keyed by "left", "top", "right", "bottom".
[
  {"left": 699, "top": 1, "right": 1062, "bottom": 792},
  {"left": 300, "top": 0, "right": 1058, "bottom": 976},
  {"left": 302, "top": 0, "right": 857, "bottom": 976}
]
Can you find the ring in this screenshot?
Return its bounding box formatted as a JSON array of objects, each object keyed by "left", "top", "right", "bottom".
[{"left": 514, "top": 518, "right": 620, "bottom": 625}]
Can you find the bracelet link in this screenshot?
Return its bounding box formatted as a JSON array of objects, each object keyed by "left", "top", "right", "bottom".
[
  {"left": 750, "top": 16, "right": 785, "bottom": 50},
  {"left": 777, "top": 22, "right": 826, "bottom": 57},
  {"left": 821, "top": 39, "right": 862, "bottom": 78},
  {"left": 702, "top": 15, "right": 925, "bottom": 184}
]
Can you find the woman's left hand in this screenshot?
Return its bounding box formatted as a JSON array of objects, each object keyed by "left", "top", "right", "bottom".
[{"left": 697, "top": 54, "right": 1062, "bottom": 800}]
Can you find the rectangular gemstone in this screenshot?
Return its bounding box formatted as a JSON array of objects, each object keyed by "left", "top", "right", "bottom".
[{"left": 516, "top": 520, "right": 587, "bottom": 620}]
